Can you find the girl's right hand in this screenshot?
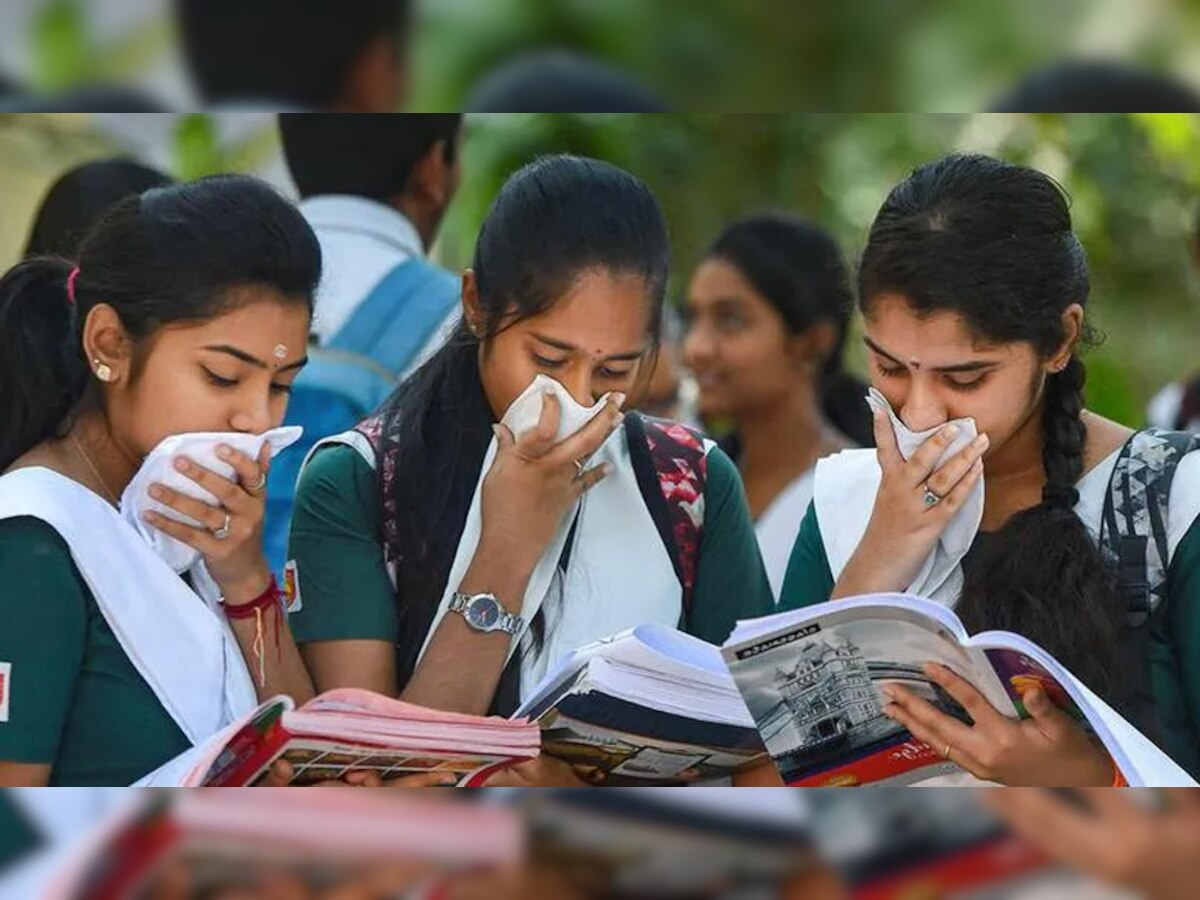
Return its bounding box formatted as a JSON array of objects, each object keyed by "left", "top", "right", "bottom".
[
  {"left": 835, "top": 406, "right": 989, "bottom": 597},
  {"left": 478, "top": 390, "right": 625, "bottom": 575}
]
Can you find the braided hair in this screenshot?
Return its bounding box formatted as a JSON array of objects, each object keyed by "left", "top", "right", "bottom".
[{"left": 858, "top": 153, "right": 1120, "bottom": 696}]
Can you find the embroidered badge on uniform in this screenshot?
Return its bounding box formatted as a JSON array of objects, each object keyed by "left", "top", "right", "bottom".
[
  {"left": 0, "top": 662, "right": 10, "bottom": 723},
  {"left": 283, "top": 560, "right": 303, "bottom": 614}
]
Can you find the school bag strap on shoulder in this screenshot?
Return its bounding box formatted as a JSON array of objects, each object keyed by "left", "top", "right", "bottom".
[
  {"left": 624, "top": 412, "right": 709, "bottom": 623},
  {"left": 1100, "top": 427, "right": 1200, "bottom": 627}
]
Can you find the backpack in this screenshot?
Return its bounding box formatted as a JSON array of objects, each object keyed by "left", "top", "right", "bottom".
[
  {"left": 262, "top": 258, "right": 460, "bottom": 577},
  {"left": 1099, "top": 428, "right": 1200, "bottom": 751}
]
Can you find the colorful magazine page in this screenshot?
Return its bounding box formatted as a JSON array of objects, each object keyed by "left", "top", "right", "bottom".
[{"left": 723, "top": 593, "right": 1197, "bottom": 787}]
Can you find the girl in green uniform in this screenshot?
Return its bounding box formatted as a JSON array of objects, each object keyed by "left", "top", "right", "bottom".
[
  {"left": 286, "top": 156, "right": 773, "bottom": 785},
  {"left": 0, "top": 176, "right": 324, "bottom": 786},
  {"left": 778, "top": 154, "right": 1200, "bottom": 785}
]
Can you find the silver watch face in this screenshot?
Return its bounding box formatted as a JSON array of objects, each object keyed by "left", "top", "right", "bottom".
[{"left": 465, "top": 594, "right": 503, "bottom": 631}]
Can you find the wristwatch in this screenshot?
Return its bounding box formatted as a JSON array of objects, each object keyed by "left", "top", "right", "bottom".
[{"left": 448, "top": 591, "right": 523, "bottom": 636}]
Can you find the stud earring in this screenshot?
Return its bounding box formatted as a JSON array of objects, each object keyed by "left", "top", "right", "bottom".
[{"left": 93, "top": 360, "right": 113, "bottom": 382}]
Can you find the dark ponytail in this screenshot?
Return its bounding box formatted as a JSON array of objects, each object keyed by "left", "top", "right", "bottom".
[
  {"left": 0, "top": 174, "right": 321, "bottom": 474},
  {"left": 0, "top": 258, "right": 91, "bottom": 471},
  {"left": 706, "top": 214, "right": 873, "bottom": 446},
  {"left": 380, "top": 155, "right": 670, "bottom": 690},
  {"left": 859, "top": 153, "right": 1120, "bottom": 696}
]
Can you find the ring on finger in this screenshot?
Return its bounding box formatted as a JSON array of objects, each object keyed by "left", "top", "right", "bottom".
[
  {"left": 247, "top": 471, "right": 267, "bottom": 493},
  {"left": 942, "top": 742, "right": 953, "bottom": 760},
  {"left": 922, "top": 483, "right": 943, "bottom": 508},
  {"left": 212, "top": 511, "right": 232, "bottom": 541},
  {"left": 573, "top": 458, "right": 586, "bottom": 481}
]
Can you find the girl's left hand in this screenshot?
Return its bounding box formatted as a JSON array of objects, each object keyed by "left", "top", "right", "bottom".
[
  {"left": 880, "top": 662, "right": 1116, "bottom": 786},
  {"left": 144, "top": 442, "right": 273, "bottom": 602}
]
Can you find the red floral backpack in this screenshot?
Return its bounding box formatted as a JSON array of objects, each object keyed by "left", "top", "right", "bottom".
[{"left": 624, "top": 413, "right": 709, "bottom": 626}]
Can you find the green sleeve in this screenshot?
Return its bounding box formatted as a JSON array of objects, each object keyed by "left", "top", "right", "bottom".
[
  {"left": 688, "top": 447, "right": 774, "bottom": 645},
  {"left": 287, "top": 445, "right": 399, "bottom": 644},
  {"left": 1158, "top": 515, "right": 1200, "bottom": 772},
  {"left": 0, "top": 795, "right": 41, "bottom": 871},
  {"left": 0, "top": 518, "right": 87, "bottom": 764},
  {"left": 777, "top": 502, "right": 836, "bottom": 611}
]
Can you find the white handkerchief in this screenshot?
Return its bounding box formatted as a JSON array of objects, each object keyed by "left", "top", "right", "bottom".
[
  {"left": 120, "top": 427, "right": 302, "bottom": 573},
  {"left": 502, "top": 373, "right": 612, "bottom": 444},
  {"left": 865, "top": 388, "right": 985, "bottom": 601}
]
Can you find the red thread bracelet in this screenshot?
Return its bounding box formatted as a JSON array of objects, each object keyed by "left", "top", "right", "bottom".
[{"left": 223, "top": 576, "right": 284, "bottom": 688}]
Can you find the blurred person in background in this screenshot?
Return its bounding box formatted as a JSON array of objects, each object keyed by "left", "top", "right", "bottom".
[
  {"left": 286, "top": 155, "right": 773, "bottom": 786},
  {"left": 0, "top": 176, "right": 329, "bottom": 786},
  {"left": 466, "top": 50, "right": 670, "bottom": 113},
  {"left": 631, "top": 304, "right": 697, "bottom": 423},
  {"left": 176, "top": 0, "right": 412, "bottom": 112},
  {"left": 992, "top": 60, "right": 1200, "bottom": 112},
  {"left": 777, "top": 154, "right": 1200, "bottom": 786},
  {"left": 986, "top": 789, "right": 1200, "bottom": 900},
  {"left": 683, "top": 214, "right": 871, "bottom": 600},
  {"left": 1146, "top": 204, "right": 1200, "bottom": 436},
  {"left": 264, "top": 113, "right": 464, "bottom": 576},
  {"left": 23, "top": 159, "right": 174, "bottom": 260}
]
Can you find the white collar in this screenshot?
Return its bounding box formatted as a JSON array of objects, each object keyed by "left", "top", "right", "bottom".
[{"left": 300, "top": 195, "right": 425, "bottom": 259}]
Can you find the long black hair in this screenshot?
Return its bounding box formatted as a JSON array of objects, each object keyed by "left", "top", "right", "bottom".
[
  {"left": 705, "top": 213, "right": 872, "bottom": 446},
  {"left": 858, "top": 153, "right": 1120, "bottom": 695},
  {"left": 0, "top": 174, "right": 322, "bottom": 473},
  {"left": 378, "top": 154, "right": 670, "bottom": 690}
]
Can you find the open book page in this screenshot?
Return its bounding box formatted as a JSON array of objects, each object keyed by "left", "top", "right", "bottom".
[
  {"left": 515, "top": 624, "right": 766, "bottom": 784},
  {"left": 722, "top": 596, "right": 1014, "bottom": 786},
  {"left": 969, "top": 630, "right": 1197, "bottom": 787}
]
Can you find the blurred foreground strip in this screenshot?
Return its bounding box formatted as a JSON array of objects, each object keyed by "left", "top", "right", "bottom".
[{"left": 35, "top": 790, "right": 521, "bottom": 900}]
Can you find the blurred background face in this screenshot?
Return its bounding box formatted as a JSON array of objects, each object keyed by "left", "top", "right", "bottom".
[
  {"left": 863, "top": 293, "right": 1047, "bottom": 454},
  {"left": 475, "top": 268, "right": 655, "bottom": 419},
  {"left": 105, "top": 290, "right": 310, "bottom": 459},
  {"left": 683, "top": 256, "right": 804, "bottom": 419}
]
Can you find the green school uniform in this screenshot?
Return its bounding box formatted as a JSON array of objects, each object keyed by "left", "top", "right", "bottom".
[
  {"left": 0, "top": 795, "right": 40, "bottom": 871},
  {"left": 0, "top": 518, "right": 191, "bottom": 786},
  {"left": 288, "top": 443, "right": 773, "bottom": 654}
]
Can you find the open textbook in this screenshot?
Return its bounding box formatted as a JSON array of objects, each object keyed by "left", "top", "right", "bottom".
[
  {"left": 721, "top": 593, "right": 1198, "bottom": 787},
  {"left": 136, "top": 689, "right": 540, "bottom": 787},
  {"left": 514, "top": 623, "right": 768, "bottom": 784}
]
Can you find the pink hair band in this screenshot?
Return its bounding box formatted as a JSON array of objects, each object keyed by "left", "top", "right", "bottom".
[{"left": 66, "top": 266, "right": 80, "bottom": 305}]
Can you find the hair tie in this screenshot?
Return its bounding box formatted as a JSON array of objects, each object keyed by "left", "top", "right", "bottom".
[
  {"left": 66, "top": 267, "right": 80, "bottom": 305},
  {"left": 1042, "top": 483, "right": 1079, "bottom": 510}
]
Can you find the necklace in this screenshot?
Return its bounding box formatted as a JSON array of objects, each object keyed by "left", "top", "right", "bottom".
[{"left": 69, "top": 431, "right": 120, "bottom": 507}]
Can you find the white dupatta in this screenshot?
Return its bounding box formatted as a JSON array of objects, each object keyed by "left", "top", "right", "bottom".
[{"left": 0, "top": 468, "right": 257, "bottom": 752}]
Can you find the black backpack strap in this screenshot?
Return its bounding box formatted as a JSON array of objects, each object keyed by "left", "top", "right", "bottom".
[{"left": 625, "top": 413, "right": 708, "bottom": 626}]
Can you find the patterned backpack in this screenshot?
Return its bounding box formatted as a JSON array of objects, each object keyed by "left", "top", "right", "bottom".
[{"left": 1099, "top": 427, "right": 1200, "bottom": 746}]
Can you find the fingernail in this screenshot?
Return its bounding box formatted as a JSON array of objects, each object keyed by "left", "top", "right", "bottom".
[
  {"left": 879, "top": 684, "right": 896, "bottom": 700},
  {"left": 215, "top": 444, "right": 231, "bottom": 459},
  {"left": 612, "top": 392, "right": 627, "bottom": 410},
  {"left": 974, "top": 433, "right": 989, "bottom": 448},
  {"left": 942, "top": 424, "right": 960, "bottom": 439},
  {"left": 148, "top": 485, "right": 164, "bottom": 500},
  {"left": 923, "top": 663, "right": 940, "bottom": 678},
  {"left": 142, "top": 511, "right": 157, "bottom": 523},
  {"left": 174, "top": 457, "right": 190, "bottom": 473}
]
